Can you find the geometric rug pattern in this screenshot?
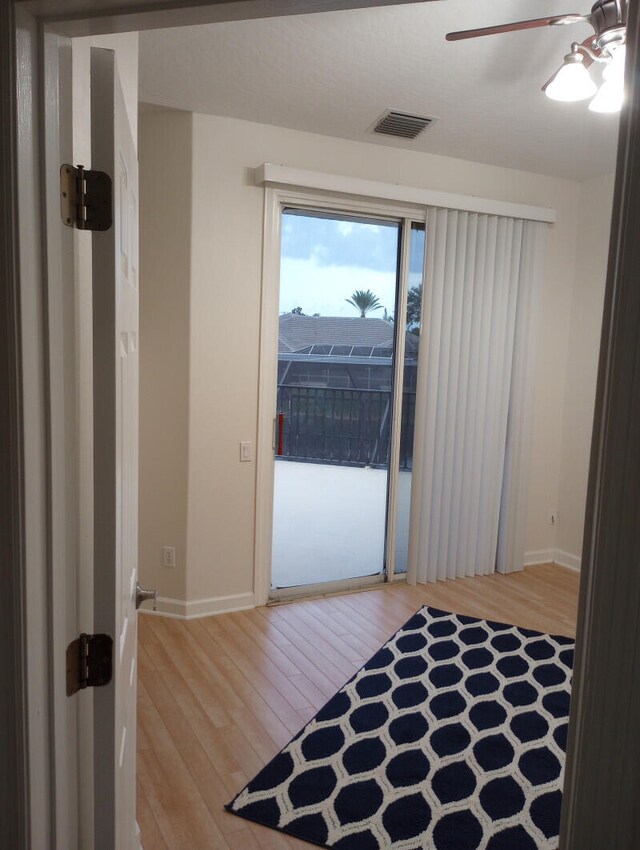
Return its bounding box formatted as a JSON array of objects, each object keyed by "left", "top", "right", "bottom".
[{"left": 227, "top": 607, "right": 574, "bottom": 850}]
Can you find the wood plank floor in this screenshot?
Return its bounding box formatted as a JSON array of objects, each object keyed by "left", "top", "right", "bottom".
[{"left": 137, "top": 563, "right": 580, "bottom": 850}]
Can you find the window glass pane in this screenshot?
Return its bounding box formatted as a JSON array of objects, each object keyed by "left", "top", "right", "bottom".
[{"left": 395, "top": 223, "right": 425, "bottom": 574}]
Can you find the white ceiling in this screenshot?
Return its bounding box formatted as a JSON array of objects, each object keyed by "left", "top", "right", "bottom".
[{"left": 138, "top": 0, "right": 620, "bottom": 181}]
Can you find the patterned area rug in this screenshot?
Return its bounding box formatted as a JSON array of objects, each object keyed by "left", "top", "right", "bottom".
[{"left": 226, "top": 607, "right": 574, "bottom": 850}]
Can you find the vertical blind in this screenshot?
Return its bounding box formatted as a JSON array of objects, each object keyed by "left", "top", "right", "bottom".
[{"left": 409, "top": 208, "right": 547, "bottom": 583}]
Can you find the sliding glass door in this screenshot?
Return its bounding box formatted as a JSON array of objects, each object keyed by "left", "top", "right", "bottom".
[{"left": 270, "top": 208, "right": 424, "bottom": 596}]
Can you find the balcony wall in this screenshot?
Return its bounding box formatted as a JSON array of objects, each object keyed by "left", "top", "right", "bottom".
[{"left": 272, "top": 460, "right": 412, "bottom": 588}]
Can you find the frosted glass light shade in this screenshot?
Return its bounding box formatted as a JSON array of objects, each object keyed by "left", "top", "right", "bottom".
[
  {"left": 545, "top": 59, "right": 597, "bottom": 102},
  {"left": 589, "top": 78, "right": 624, "bottom": 112},
  {"left": 590, "top": 43, "right": 626, "bottom": 113}
]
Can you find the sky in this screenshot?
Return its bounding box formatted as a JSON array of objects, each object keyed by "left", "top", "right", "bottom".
[{"left": 279, "top": 211, "right": 425, "bottom": 319}]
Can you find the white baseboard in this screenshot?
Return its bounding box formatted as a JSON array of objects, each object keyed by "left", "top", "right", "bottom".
[
  {"left": 139, "top": 552, "right": 583, "bottom": 621},
  {"left": 552, "top": 549, "right": 582, "bottom": 572},
  {"left": 524, "top": 549, "right": 581, "bottom": 572},
  {"left": 139, "top": 591, "right": 255, "bottom": 620},
  {"left": 524, "top": 549, "right": 555, "bottom": 567}
]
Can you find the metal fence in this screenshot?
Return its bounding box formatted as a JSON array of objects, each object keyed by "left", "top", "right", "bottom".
[{"left": 277, "top": 384, "right": 416, "bottom": 469}]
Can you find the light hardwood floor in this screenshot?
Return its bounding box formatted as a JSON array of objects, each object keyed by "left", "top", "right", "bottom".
[{"left": 137, "top": 563, "right": 580, "bottom": 850}]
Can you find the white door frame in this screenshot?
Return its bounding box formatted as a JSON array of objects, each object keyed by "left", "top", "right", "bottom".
[
  {"left": 4, "top": 0, "right": 640, "bottom": 848},
  {"left": 255, "top": 186, "right": 425, "bottom": 604}
]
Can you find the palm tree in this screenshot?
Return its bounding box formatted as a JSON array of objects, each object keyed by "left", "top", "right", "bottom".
[
  {"left": 406, "top": 284, "right": 422, "bottom": 332},
  {"left": 345, "top": 289, "right": 383, "bottom": 318}
]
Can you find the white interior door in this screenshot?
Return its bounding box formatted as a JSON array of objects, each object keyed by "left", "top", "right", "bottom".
[{"left": 91, "top": 47, "right": 139, "bottom": 850}]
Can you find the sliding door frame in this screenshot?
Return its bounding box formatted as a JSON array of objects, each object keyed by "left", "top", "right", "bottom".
[
  {"left": 382, "top": 216, "right": 414, "bottom": 581},
  {"left": 254, "top": 187, "right": 425, "bottom": 604}
]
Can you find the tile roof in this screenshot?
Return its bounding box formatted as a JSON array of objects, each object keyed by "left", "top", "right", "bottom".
[{"left": 278, "top": 314, "right": 418, "bottom": 356}]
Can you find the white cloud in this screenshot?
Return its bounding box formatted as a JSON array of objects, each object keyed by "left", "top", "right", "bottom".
[
  {"left": 280, "top": 256, "right": 397, "bottom": 318},
  {"left": 310, "top": 243, "right": 329, "bottom": 262},
  {"left": 409, "top": 271, "right": 423, "bottom": 289}
]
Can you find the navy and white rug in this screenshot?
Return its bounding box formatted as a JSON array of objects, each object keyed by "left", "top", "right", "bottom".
[{"left": 226, "top": 606, "right": 574, "bottom": 850}]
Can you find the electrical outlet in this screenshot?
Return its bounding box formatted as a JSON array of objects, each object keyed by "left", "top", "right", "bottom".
[
  {"left": 549, "top": 510, "right": 558, "bottom": 527},
  {"left": 162, "top": 545, "right": 176, "bottom": 568}
]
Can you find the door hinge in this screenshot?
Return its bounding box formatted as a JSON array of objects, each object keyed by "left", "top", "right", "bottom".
[
  {"left": 66, "top": 633, "right": 113, "bottom": 697},
  {"left": 60, "top": 163, "right": 112, "bottom": 231}
]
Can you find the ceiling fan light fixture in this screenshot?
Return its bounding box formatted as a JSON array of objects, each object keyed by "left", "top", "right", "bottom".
[
  {"left": 589, "top": 41, "right": 625, "bottom": 112},
  {"left": 602, "top": 41, "right": 626, "bottom": 80},
  {"left": 444, "top": 0, "right": 628, "bottom": 112},
  {"left": 589, "top": 77, "right": 624, "bottom": 112},
  {"left": 545, "top": 47, "right": 597, "bottom": 102}
]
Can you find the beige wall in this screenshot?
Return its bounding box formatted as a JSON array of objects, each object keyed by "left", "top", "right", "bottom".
[
  {"left": 556, "top": 172, "right": 615, "bottom": 564},
  {"left": 139, "top": 110, "right": 604, "bottom": 608},
  {"left": 138, "top": 110, "right": 193, "bottom": 601}
]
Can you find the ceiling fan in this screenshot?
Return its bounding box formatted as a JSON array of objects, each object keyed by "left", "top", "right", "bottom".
[{"left": 446, "top": 0, "right": 627, "bottom": 112}]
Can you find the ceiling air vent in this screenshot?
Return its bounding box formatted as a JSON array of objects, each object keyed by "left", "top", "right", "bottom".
[{"left": 372, "top": 110, "right": 435, "bottom": 140}]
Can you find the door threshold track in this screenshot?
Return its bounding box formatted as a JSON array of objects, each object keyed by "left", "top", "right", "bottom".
[{"left": 268, "top": 573, "right": 406, "bottom": 606}]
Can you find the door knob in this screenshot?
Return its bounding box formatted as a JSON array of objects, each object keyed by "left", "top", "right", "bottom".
[{"left": 135, "top": 582, "right": 158, "bottom": 611}]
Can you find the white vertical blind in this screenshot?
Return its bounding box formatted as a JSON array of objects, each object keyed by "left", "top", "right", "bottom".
[
  {"left": 497, "top": 221, "right": 548, "bottom": 573},
  {"left": 409, "top": 209, "right": 547, "bottom": 583}
]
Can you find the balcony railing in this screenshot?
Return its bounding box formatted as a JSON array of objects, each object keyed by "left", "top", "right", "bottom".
[{"left": 277, "top": 384, "right": 415, "bottom": 469}]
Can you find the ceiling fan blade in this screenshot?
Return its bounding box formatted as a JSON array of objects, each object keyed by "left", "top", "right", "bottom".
[{"left": 446, "top": 14, "right": 586, "bottom": 42}]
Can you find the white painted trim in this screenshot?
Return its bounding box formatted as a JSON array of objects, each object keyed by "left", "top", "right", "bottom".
[
  {"left": 140, "top": 591, "right": 256, "bottom": 620},
  {"left": 553, "top": 549, "right": 582, "bottom": 572},
  {"left": 262, "top": 186, "right": 426, "bottom": 223},
  {"left": 523, "top": 549, "right": 581, "bottom": 571},
  {"left": 15, "top": 8, "right": 57, "bottom": 847},
  {"left": 270, "top": 574, "right": 386, "bottom": 603},
  {"left": 253, "top": 187, "right": 281, "bottom": 607},
  {"left": 524, "top": 549, "right": 555, "bottom": 567},
  {"left": 0, "top": 0, "right": 27, "bottom": 838},
  {"left": 256, "top": 164, "right": 557, "bottom": 224},
  {"left": 43, "top": 29, "right": 80, "bottom": 850}
]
